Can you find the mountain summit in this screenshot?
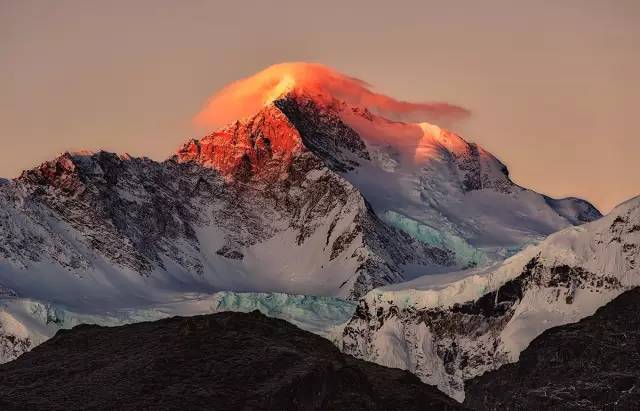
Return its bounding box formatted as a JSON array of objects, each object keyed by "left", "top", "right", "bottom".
[
  {"left": 184, "top": 72, "right": 600, "bottom": 253},
  {"left": 193, "top": 62, "right": 470, "bottom": 129},
  {"left": 0, "top": 65, "right": 601, "bottom": 345}
]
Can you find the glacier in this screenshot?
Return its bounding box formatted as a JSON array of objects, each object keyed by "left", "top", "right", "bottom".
[
  {"left": 383, "top": 210, "right": 487, "bottom": 268},
  {"left": 0, "top": 291, "right": 356, "bottom": 364}
]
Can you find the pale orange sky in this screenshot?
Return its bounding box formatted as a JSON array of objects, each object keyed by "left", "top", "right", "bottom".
[{"left": 1, "top": 0, "right": 638, "bottom": 212}]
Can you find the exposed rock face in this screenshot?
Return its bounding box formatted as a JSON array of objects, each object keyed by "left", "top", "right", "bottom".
[
  {"left": 464, "top": 287, "right": 640, "bottom": 410},
  {"left": 176, "top": 105, "right": 304, "bottom": 178},
  {"left": 447, "top": 140, "right": 510, "bottom": 194},
  {"left": 274, "top": 93, "right": 370, "bottom": 172},
  {"left": 174, "top": 95, "right": 453, "bottom": 297},
  {"left": 543, "top": 195, "right": 603, "bottom": 225},
  {"left": 0, "top": 311, "right": 465, "bottom": 411},
  {"left": 0, "top": 332, "right": 30, "bottom": 366},
  {"left": 342, "top": 258, "right": 625, "bottom": 401},
  {"left": 341, "top": 196, "right": 639, "bottom": 401},
  {"left": 15, "top": 151, "right": 207, "bottom": 274}
]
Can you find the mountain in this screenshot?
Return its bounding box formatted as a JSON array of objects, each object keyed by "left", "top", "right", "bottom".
[
  {"left": 0, "top": 87, "right": 599, "bottom": 304},
  {"left": 342, "top": 195, "right": 639, "bottom": 401},
  {"left": 0, "top": 96, "right": 454, "bottom": 307},
  {"left": 0, "top": 310, "right": 466, "bottom": 411},
  {"left": 0, "top": 63, "right": 602, "bottom": 367},
  {"left": 0, "top": 133, "right": 446, "bottom": 306},
  {"left": 464, "top": 287, "right": 640, "bottom": 410}
]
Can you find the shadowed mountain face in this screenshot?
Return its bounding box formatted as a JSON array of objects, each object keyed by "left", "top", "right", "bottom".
[
  {"left": 464, "top": 287, "right": 640, "bottom": 410},
  {"left": 0, "top": 311, "right": 464, "bottom": 411}
]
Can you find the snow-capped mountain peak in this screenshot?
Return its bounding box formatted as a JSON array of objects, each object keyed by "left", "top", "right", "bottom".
[
  {"left": 0, "top": 63, "right": 609, "bottom": 379},
  {"left": 176, "top": 104, "right": 304, "bottom": 177},
  {"left": 0, "top": 72, "right": 601, "bottom": 312}
]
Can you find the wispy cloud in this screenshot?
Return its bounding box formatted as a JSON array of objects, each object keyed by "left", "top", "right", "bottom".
[{"left": 194, "top": 62, "right": 470, "bottom": 129}]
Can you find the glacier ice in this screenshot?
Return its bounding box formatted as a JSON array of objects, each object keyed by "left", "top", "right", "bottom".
[
  {"left": 0, "top": 291, "right": 356, "bottom": 364},
  {"left": 383, "top": 210, "right": 487, "bottom": 268}
]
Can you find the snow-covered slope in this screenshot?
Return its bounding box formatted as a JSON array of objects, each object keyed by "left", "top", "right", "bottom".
[
  {"left": 275, "top": 91, "right": 601, "bottom": 267},
  {"left": 464, "top": 287, "right": 640, "bottom": 410},
  {"left": 342, "top": 106, "right": 599, "bottom": 253},
  {"left": 342, "top": 196, "right": 640, "bottom": 401}
]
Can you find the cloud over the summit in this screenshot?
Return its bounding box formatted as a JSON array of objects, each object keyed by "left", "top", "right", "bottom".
[{"left": 193, "top": 62, "right": 470, "bottom": 129}]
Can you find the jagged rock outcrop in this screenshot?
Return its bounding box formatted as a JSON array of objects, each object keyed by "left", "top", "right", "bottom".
[
  {"left": 464, "top": 287, "right": 640, "bottom": 410},
  {"left": 176, "top": 105, "right": 304, "bottom": 178},
  {"left": 15, "top": 151, "right": 206, "bottom": 274},
  {"left": 0, "top": 311, "right": 465, "bottom": 411},
  {"left": 543, "top": 195, "right": 603, "bottom": 225}
]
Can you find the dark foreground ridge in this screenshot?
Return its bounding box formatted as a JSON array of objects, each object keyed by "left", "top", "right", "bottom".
[
  {"left": 0, "top": 311, "right": 464, "bottom": 411},
  {"left": 464, "top": 287, "right": 640, "bottom": 410}
]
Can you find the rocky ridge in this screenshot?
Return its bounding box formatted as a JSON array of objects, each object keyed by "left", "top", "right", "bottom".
[
  {"left": 0, "top": 310, "right": 465, "bottom": 411},
  {"left": 464, "top": 287, "right": 640, "bottom": 410}
]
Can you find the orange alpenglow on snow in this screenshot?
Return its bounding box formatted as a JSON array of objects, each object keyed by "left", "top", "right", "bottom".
[
  {"left": 178, "top": 105, "right": 303, "bottom": 177},
  {"left": 183, "top": 62, "right": 479, "bottom": 177},
  {"left": 193, "top": 62, "right": 470, "bottom": 130}
]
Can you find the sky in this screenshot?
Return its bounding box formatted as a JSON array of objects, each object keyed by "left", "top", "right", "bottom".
[{"left": 1, "top": 0, "right": 638, "bottom": 212}]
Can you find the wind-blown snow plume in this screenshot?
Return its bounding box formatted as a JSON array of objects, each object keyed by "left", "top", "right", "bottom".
[{"left": 194, "top": 62, "right": 470, "bottom": 129}]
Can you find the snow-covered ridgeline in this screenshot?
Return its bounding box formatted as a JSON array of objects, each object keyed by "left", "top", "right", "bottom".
[
  {"left": 336, "top": 103, "right": 600, "bottom": 254},
  {"left": 0, "top": 291, "right": 356, "bottom": 364},
  {"left": 342, "top": 196, "right": 640, "bottom": 401}
]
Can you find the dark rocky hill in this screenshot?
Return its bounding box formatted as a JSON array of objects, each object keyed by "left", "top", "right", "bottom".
[
  {"left": 0, "top": 310, "right": 465, "bottom": 411},
  {"left": 464, "top": 287, "right": 640, "bottom": 410}
]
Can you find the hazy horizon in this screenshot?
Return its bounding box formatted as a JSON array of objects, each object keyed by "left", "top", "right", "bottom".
[{"left": 2, "top": 0, "right": 638, "bottom": 212}]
